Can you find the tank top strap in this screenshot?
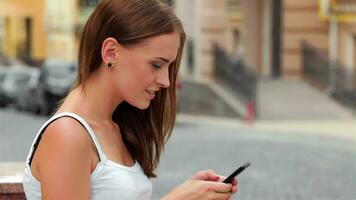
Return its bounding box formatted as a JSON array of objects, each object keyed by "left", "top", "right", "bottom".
[{"left": 25, "top": 112, "right": 107, "bottom": 166}]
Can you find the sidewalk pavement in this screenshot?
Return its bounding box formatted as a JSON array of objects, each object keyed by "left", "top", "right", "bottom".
[
  {"left": 1, "top": 77, "right": 355, "bottom": 192},
  {"left": 257, "top": 78, "right": 353, "bottom": 120},
  {"left": 2, "top": 114, "right": 355, "bottom": 178},
  {"left": 178, "top": 77, "right": 355, "bottom": 140},
  {"left": 176, "top": 114, "right": 356, "bottom": 141},
  {"left": 183, "top": 77, "right": 354, "bottom": 120}
]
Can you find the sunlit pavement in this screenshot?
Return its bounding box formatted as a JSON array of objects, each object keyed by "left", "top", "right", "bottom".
[
  {"left": 1, "top": 108, "right": 355, "bottom": 199},
  {"left": 154, "top": 114, "right": 356, "bottom": 200}
]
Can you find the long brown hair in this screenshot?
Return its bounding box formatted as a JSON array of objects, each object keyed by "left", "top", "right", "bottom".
[{"left": 74, "top": 0, "right": 186, "bottom": 178}]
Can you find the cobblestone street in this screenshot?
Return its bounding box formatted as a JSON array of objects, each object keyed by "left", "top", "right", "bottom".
[
  {"left": 1, "top": 108, "right": 355, "bottom": 200},
  {"left": 152, "top": 121, "right": 356, "bottom": 200},
  {"left": 1, "top": 0, "right": 356, "bottom": 200}
]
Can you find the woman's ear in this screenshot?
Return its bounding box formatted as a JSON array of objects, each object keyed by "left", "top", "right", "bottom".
[{"left": 101, "top": 37, "right": 120, "bottom": 66}]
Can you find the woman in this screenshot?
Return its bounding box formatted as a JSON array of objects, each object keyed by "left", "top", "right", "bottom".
[{"left": 23, "top": 0, "right": 238, "bottom": 199}]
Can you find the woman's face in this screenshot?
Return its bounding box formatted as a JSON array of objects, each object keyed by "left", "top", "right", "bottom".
[{"left": 113, "top": 32, "right": 181, "bottom": 109}]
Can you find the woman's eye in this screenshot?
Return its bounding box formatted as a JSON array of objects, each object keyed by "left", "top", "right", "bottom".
[{"left": 152, "top": 63, "right": 163, "bottom": 69}]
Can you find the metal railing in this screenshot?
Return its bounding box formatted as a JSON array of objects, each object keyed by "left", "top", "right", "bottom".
[
  {"left": 213, "top": 44, "right": 257, "bottom": 119},
  {"left": 302, "top": 42, "right": 330, "bottom": 88},
  {"left": 332, "top": 66, "right": 356, "bottom": 108},
  {"left": 302, "top": 41, "right": 356, "bottom": 110}
]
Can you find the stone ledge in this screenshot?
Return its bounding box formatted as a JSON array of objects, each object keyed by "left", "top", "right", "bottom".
[
  {"left": 0, "top": 162, "right": 25, "bottom": 200},
  {"left": 0, "top": 177, "right": 25, "bottom": 200},
  {"left": 0, "top": 176, "right": 23, "bottom": 193}
]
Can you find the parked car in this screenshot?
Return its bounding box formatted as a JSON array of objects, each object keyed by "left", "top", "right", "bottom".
[
  {"left": 36, "top": 60, "right": 77, "bottom": 115},
  {"left": 0, "top": 67, "right": 10, "bottom": 107},
  {"left": 14, "top": 67, "right": 41, "bottom": 112},
  {"left": 0, "top": 68, "right": 8, "bottom": 82},
  {"left": 0, "top": 66, "right": 35, "bottom": 107}
]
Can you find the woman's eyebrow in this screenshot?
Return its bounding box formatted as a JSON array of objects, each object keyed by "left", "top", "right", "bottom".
[{"left": 155, "top": 57, "right": 171, "bottom": 63}]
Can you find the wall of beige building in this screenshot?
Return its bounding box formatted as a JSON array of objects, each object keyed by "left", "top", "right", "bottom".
[
  {"left": 0, "top": 0, "right": 81, "bottom": 62},
  {"left": 283, "top": 0, "right": 329, "bottom": 77},
  {"left": 252, "top": 0, "right": 356, "bottom": 79},
  {"left": 338, "top": 24, "right": 352, "bottom": 69},
  {"left": 45, "top": 0, "right": 79, "bottom": 61},
  {"left": 0, "top": 0, "right": 47, "bottom": 61},
  {"left": 338, "top": 23, "right": 356, "bottom": 88},
  {"left": 174, "top": 0, "right": 196, "bottom": 77},
  {"left": 243, "top": 0, "right": 263, "bottom": 75},
  {"left": 243, "top": 0, "right": 331, "bottom": 78},
  {"left": 175, "top": 0, "right": 243, "bottom": 80},
  {"left": 284, "top": 0, "right": 356, "bottom": 82},
  {"left": 176, "top": 0, "right": 281, "bottom": 79},
  {"left": 176, "top": 0, "right": 356, "bottom": 80},
  {"left": 200, "top": 0, "right": 227, "bottom": 79}
]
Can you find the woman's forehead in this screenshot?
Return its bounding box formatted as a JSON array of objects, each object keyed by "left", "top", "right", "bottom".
[{"left": 131, "top": 32, "right": 181, "bottom": 61}]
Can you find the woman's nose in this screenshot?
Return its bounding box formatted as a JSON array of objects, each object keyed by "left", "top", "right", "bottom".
[{"left": 156, "top": 68, "right": 170, "bottom": 88}]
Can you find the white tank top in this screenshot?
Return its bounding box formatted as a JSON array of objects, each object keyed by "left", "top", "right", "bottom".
[{"left": 23, "top": 112, "right": 152, "bottom": 200}]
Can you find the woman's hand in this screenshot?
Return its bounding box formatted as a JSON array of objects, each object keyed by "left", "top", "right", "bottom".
[
  {"left": 162, "top": 170, "right": 239, "bottom": 200},
  {"left": 162, "top": 180, "right": 232, "bottom": 200},
  {"left": 190, "top": 169, "right": 238, "bottom": 194}
]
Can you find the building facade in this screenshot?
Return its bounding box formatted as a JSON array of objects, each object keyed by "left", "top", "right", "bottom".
[
  {"left": 1, "top": 0, "right": 355, "bottom": 79},
  {"left": 0, "top": 0, "right": 96, "bottom": 65},
  {"left": 0, "top": 0, "right": 47, "bottom": 64},
  {"left": 175, "top": 0, "right": 356, "bottom": 82}
]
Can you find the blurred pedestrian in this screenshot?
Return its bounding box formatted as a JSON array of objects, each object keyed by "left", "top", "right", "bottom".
[{"left": 23, "top": 0, "right": 237, "bottom": 199}]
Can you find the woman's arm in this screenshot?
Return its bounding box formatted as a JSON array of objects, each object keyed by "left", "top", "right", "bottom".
[{"left": 34, "top": 118, "right": 94, "bottom": 200}]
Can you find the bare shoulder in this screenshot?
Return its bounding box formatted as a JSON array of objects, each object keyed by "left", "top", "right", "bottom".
[
  {"left": 42, "top": 117, "right": 92, "bottom": 148},
  {"left": 33, "top": 117, "right": 93, "bottom": 199}
]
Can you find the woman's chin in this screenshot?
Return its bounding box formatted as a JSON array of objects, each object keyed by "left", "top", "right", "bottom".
[{"left": 128, "top": 101, "right": 151, "bottom": 110}]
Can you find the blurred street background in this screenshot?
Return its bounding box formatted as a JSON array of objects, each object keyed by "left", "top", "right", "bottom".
[{"left": 0, "top": 0, "right": 356, "bottom": 199}]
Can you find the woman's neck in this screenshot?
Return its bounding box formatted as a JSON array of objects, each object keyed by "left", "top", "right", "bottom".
[{"left": 57, "top": 68, "right": 123, "bottom": 124}]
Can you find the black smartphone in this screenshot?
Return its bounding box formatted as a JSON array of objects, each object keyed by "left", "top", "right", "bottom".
[{"left": 223, "top": 162, "right": 251, "bottom": 184}]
